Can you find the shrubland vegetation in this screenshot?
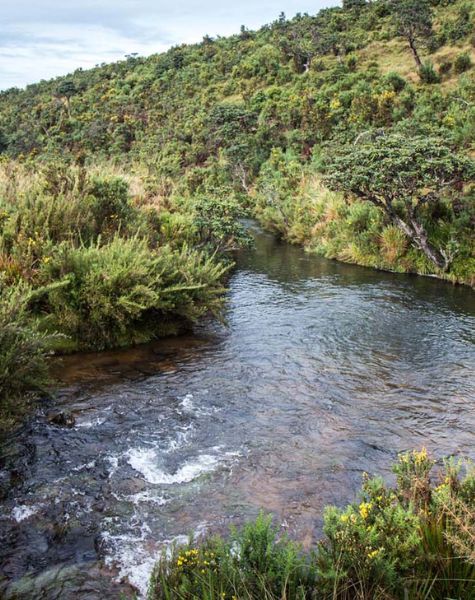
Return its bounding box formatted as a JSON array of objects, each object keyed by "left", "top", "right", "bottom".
[
  {"left": 0, "top": 161, "right": 246, "bottom": 425},
  {"left": 0, "top": 0, "right": 474, "bottom": 421},
  {"left": 149, "top": 449, "right": 475, "bottom": 600}
]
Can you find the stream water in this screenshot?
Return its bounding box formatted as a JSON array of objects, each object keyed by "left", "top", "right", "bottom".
[{"left": 1, "top": 224, "right": 474, "bottom": 598}]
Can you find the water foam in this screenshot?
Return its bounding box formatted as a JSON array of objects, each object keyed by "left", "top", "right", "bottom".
[
  {"left": 127, "top": 448, "right": 220, "bottom": 484},
  {"left": 12, "top": 504, "right": 42, "bottom": 522},
  {"left": 102, "top": 521, "right": 155, "bottom": 598},
  {"left": 179, "top": 393, "right": 216, "bottom": 416},
  {"left": 102, "top": 524, "right": 206, "bottom": 598},
  {"left": 127, "top": 490, "right": 168, "bottom": 506},
  {"left": 75, "top": 416, "right": 106, "bottom": 428}
]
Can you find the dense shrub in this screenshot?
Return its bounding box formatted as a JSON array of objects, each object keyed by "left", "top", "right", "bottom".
[
  {"left": 419, "top": 62, "right": 441, "bottom": 84},
  {"left": 192, "top": 194, "right": 252, "bottom": 253},
  {"left": 86, "top": 175, "right": 133, "bottom": 234},
  {"left": 384, "top": 72, "right": 407, "bottom": 92},
  {"left": 36, "top": 236, "right": 228, "bottom": 350},
  {"left": 454, "top": 52, "right": 472, "bottom": 74},
  {"left": 149, "top": 513, "right": 316, "bottom": 600},
  {"left": 149, "top": 451, "right": 475, "bottom": 599},
  {"left": 0, "top": 278, "right": 55, "bottom": 428}
]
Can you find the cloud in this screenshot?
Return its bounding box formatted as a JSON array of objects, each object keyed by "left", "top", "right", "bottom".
[{"left": 0, "top": 1, "right": 339, "bottom": 90}]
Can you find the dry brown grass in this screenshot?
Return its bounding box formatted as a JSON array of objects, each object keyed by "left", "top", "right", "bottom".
[{"left": 356, "top": 37, "right": 475, "bottom": 89}]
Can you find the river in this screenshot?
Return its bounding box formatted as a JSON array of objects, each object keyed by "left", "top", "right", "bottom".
[{"left": 1, "top": 223, "right": 474, "bottom": 598}]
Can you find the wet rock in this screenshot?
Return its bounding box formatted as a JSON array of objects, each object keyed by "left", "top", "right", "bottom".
[
  {"left": 47, "top": 412, "right": 76, "bottom": 428},
  {"left": 1, "top": 563, "right": 136, "bottom": 599}
]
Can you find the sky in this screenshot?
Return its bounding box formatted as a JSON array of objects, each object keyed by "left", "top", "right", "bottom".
[{"left": 0, "top": 1, "right": 339, "bottom": 90}]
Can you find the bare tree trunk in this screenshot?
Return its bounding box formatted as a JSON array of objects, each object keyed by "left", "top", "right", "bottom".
[
  {"left": 392, "top": 215, "right": 449, "bottom": 271},
  {"left": 408, "top": 37, "right": 422, "bottom": 69}
]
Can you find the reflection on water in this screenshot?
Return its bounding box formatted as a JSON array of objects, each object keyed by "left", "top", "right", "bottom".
[{"left": 1, "top": 224, "right": 474, "bottom": 598}]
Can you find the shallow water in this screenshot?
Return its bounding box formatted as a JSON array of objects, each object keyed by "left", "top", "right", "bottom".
[{"left": 1, "top": 224, "right": 475, "bottom": 598}]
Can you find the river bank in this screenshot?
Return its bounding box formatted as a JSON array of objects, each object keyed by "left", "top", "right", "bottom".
[{"left": 1, "top": 225, "right": 474, "bottom": 598}]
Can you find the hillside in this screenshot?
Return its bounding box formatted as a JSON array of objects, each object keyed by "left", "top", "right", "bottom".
[
  {"left": 1, "top": 0, "right": 474, "bottom": 290},
  {"left": 0, "top": 1, "right": 473, "bottom": 162}
]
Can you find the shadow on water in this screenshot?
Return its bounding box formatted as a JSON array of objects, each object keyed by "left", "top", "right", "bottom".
[{"left": 1, "top": 223, "right": 474, "bottom": 598}]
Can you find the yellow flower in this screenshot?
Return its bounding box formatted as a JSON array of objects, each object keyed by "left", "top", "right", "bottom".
[
  {"left": 443, "top": 115, "right": 455, "bottom": 127},
  {"left": 414, "top": 447, "right": 428, "bottom": 464},
  {"left": 330, "top": 97, "right": 341, "bottom": 110},
  {"left": 359, "top": 502, "right": 373, "bottom": 520},
  {"left": 340, "top": 514, "right": 349, "bottom": 523},
  {"left": 368, "top": 549, "right": 380, "bottom": 560}
]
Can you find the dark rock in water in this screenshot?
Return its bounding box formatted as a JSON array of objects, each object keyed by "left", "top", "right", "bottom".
[
  {"left": 47, "top": 412, "right": 76, "bottom": 428},
  {"left": 1, "top": 563, "right": 136, "bottom": 599}
]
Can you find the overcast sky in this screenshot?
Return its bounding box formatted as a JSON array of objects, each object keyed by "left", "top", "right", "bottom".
[{"left": 0, "top": 1, "right": 339, "bottom": 90}]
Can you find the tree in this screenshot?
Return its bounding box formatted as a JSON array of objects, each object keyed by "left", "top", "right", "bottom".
[
  {"left": 274, "top": 14, "right": 315, "bottom": 73},
  {"left": 343, "top": 0, "right": 366, "bottom": 10},
  {"left": 391, "top": 0, "right": 433, "bottom": 69},
  {"left": 324, "top": 134, "right": 474, "bottom": 272},
  {"left": 56, "top": 79, "right": 77, "bottom": 117},
  {"left": 192, "top": 194, "right": 252, "bottom": 253},
  {"left": 207, "top": 104, "right": 259, "bottom": 189},
  {"left": 56, "top": 79, "right": 77, "bottom": 99}
]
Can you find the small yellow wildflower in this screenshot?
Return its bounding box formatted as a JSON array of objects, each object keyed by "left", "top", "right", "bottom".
[
  {"left": 368, "top": 549, "right": 380, "bottom": 560},
  {"left": 414, "top": 447, "right": 428, "bottom": 464},
  {"left": 443, "top": 115, "right": 455, "bottom": 127},
  {"left": 359, "top": 502, "right": 373, "bottom": 520},
  {"left": 330, "top": 97, "right": 341, "bottom": 111},
  {"left": 340, "top": 514, "right": 349, "bottom": 523}
]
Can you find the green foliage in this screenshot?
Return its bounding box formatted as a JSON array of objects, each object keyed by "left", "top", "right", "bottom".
[
  {"left": 454, "top": 52, "right": 473, "bottom": 74},
  {"left": 149, "top": 512, "right": 316, "bottom": 600},
  {"left": 0, "top": 278, "right": 55, "bottom": 429},
  {"left": 192, "top": 193, "right": 252, "bottom": 253},
  {"left": 149, "top": 451, "right": 475, "bottom": 599},
  {"left": 390, "top": 0, "right": 434, "bottom": 68},
  {"left": 441, "top": 2, "right": 474, "bottom": 43},
  {"left": 86, "top": 175, "right": 132, "bottom": 233},
  {"left": 384, "top": 72, "right": 407, "bottom": 92},
  {"left": 323, "top": 134, "right": 475, "bottom": 271},
  {"left": 0, "top": 159, "right": 246, "bottom": 357},
  {"left": 35, "top": 236, "right": 228, "bottom": 351},
  {"left": 419, "top": 62, "right": 441, "bottom": 84}
]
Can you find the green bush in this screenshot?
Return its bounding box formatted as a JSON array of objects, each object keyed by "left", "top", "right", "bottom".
[
  {"left": 192, "top": 193, "right": 252, "bottom": 253},
  {"left": 438, "top": 60, "right": 452, "bottom": 76},
  {"left": 149, "top": 513, "right": 316, "bottom": 600},
  {"left": 454, "top": 52, "right": 472, "bottom": 74},
  {"left": 86, "top": 175, "right": 133, "bottom": 234},
  {"left": 419, "top": 62, "right": 441, "bottom": 84},
  {"left": 36, "top": 236, "right": 228, "bottom": 350},
  {"left": 384, "top": 71, "right": 407, "bottom": 92},
  {"left": 0, "top": 278, "right": 55, "bottom": 428},
  {"left": 149, "top": 451, "right": 475, "bottom": 600}
]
